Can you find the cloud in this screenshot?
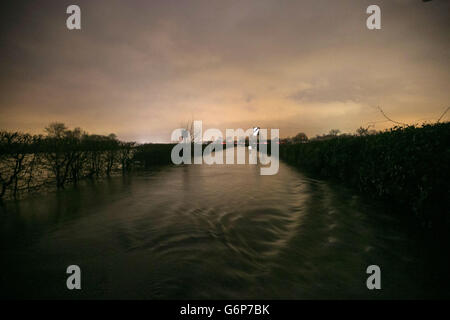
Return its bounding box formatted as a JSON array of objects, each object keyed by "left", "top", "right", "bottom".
[{"left": 0, "top": 0, "right": 449, "bottom": 140}]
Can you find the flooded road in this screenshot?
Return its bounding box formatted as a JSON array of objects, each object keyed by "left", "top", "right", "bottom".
[{"left": 0, "top": 151, "right": 437, "bottom": 299}]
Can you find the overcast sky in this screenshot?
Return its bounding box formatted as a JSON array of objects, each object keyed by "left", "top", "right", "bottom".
[{"left": 0, "top": 0, "right": 449, "bottom": 142}]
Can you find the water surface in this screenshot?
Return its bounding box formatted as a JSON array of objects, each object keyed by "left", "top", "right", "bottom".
[{"left": 0, "top": 151, "right": 435, "bottom": 299}]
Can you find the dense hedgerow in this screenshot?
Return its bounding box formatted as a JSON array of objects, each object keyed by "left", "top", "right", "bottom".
[
  {"left": 133, "top": 143, "right": 176, "bottom": 167},
  {"left": 280, "top": 122, "right": 450, "bottom": 228}
]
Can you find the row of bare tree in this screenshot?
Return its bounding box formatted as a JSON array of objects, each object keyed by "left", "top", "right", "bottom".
[{"left": 0, "top": 123, "right": 136, "bottom": 200}]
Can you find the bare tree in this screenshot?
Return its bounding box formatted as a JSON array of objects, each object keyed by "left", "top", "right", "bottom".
[
  {"left": 43, "top": 123, "right": 81, "bottom": 189},
  {"left": 329, "top": 129, "right": 341, "bottom": 136},
  {"left": 376, "top": 106, "right": 408, "bottom": 126},
  {"left": 45, "top": 122, "right": 68, "bottom": 138},
  {"left": 119, "top": 142, "right": 136, "bottom": 173},
  {"left": 180, "top": 118, "right": 201, "bottom": 143},
  {"left": 436, "top": 107, "right": 449, "bottom": 123},
  {"left": 105, "top": 134, "right": 119, "bottom": 176},
  {"left": 292, "top": 132, "right": 308, "bottom": 143},
  {"left": 1, "top": 123, "right": 135, "bottom": 198},
  {"left": 0, "top": 132, "right": 33, "bottom": 198}
]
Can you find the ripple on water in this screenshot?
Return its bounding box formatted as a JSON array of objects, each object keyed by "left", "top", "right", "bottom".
[{"left": 0, "top": 159, "right": 426, "bottom": 299}]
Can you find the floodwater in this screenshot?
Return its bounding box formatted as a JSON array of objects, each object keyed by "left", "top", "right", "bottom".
[{"left": 0, "top": 149, "right": 443, "bottom": 299}]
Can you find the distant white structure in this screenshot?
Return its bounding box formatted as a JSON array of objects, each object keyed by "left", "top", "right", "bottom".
[{"left": 249, "top": 127, "right": 260, "bottom": 150}]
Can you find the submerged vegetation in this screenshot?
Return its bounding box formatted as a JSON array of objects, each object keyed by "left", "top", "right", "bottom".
[
  {"left": 280, "top": 122, "right": 450, "bottom": 229},
  {"left": 0, "top": 122, "right": 137, "bottom": 199},
  {"left": 0, "top": 122, "right": 180, "bottom": 200}
]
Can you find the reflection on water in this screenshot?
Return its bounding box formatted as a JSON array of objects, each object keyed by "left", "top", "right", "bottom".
[{"left": 0, "top": 149, "right": 437, "bottom": 299}]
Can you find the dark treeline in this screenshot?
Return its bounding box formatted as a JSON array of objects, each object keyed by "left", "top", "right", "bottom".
[
  {"left": 0, "top": 123, "right": 136, "bottom": 200},
  {"left": 280, "top": 122, "right": 450, "bottom": 230},
  {"left": 133, "top": 143, "right": 175, "bottom": 168},
  {"left": 132, "top": 140, "right": 276, "bottom": 168}
]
